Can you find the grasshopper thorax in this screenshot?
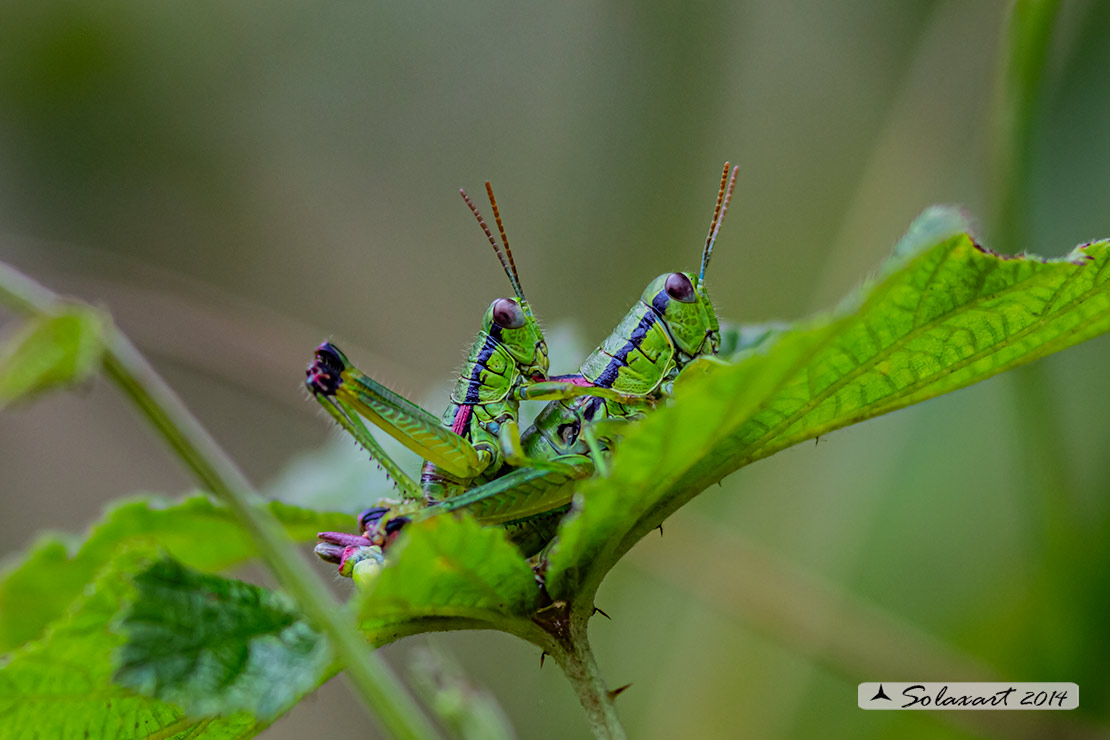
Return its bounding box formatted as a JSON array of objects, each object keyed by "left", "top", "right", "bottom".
[{"left": 641, "top": 271, "right": 720, "bottom": 358}]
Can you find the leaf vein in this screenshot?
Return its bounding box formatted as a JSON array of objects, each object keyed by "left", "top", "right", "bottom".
[{"left": 745, "top": 251, "right": 1089, "bottom": 457}]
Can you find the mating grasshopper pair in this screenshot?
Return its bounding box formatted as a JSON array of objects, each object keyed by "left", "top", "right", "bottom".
[{"left": 310, "top": 164, "right": 738, "bottom": 582}]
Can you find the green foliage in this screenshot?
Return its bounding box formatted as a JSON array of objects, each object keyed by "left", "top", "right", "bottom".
[
  {"left": 545, "top": 207, "right": 1110, "bottom": 602},
  {"left": 129, "top": 206, "right": 1105, "bottom": 644},
  {"left": 0, "top": 515, "right": 538, "bottom": 740},
  {"left": 116, "top": 558, "right": 333, "bottom": 721},
  {"left": 358, "top": 514, "right": 540, "bottom": 643},
  {"left": 0, "top": 495, "right": 351, "bottom": 652},
  {"left": 0, "top": 308, "right": 105, "bottom": 406},
  {"left": 4, "top": 207, "right": 1109, "bottom": 738},
  {"left": 0, "top": 549, "right": 264, "bottom": 740}
]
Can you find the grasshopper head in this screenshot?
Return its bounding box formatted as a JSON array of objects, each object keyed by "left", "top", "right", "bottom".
[
  {"left": 483, "top": 297, "right": 549, "bottom": 380},
  {"left": 642, "top": 272, "right": 720, "bottom": 358},
  {"left": 460, "top": 183, "right": 550, "bottom": 382},
  {"left": 646, "top": 161, "right": 737, "bottom": 360}
]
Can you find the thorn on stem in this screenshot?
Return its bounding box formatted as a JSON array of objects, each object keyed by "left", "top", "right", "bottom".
[
  {"left": 656, "top": 523, "right": 664, "bottom": 537},
  {"left": 608, "top": 683, "right": 632, "bottom": 701},
  {"left": 593, "top": 606, "right": 611, "bottom": 620},
  {"left": 539, "top": 651, "right": 547, "bottom": 669}
]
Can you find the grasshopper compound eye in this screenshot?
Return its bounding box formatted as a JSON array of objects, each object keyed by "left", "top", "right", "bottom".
[
  {"left": 491, "top": 298, "right": 527, "bottom": 329},
  {"left": 665, "top": 272, "right": 696, "bottom": 303}
]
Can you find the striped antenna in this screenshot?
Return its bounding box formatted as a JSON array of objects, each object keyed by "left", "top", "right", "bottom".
[
  {"left": 699, "top": 163, "right": 739, "bottom": 284},
  {"left": 459, "top": 186, "right": 528, "bottom": 306},
  {"left": 484, "top": 182, "right": 528, "bottom": 307}
]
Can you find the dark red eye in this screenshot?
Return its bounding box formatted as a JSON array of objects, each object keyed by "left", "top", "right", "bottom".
[
  {"left": 492, "top": 298, "right": 526, "bottom": 329},
  {"left": 665, "top": 272, "right": 696, "bottom": 303}
]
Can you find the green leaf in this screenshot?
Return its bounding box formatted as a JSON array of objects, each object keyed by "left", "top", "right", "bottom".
[
  {"left": 116, "top": 558, "right": 333, "bottom": 722},
  {"left": 546, "top": 208, "right": 1110, "bottom": 602},
  {"left": 0, "top": 548, "right": 266, "bottom": 740},
  {"left": 0, "top": 495, "right": 352, "bottom": 652},
  {"left": 358, "top": 514, "right": 541, "bottom": 644},
  {"left": 0, "top": 308, "right": 106, "bottom": 406}
]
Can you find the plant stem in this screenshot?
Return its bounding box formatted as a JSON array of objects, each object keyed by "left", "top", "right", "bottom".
[
  {"left": 541, "top": 605, "right": 627, "bottom": 740},
  {"left": 0, "top": 260, "right": 443, "bottom": 740}
]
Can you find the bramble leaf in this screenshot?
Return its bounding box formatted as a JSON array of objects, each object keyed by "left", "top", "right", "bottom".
[
  {"left": 115, "top": 558, "right": 333, "bottom": 722},
  {"left": 0, "top": 308, "right": 106, "bottom": 407},
  {"left": 358, "top": 514, "right": 541, "bottom": 644},
  {"left": 109, "top": 519, "right": 541, "bottom": 726},
  {"left": 0, "top": 548, "right": 267, "bottom": 740},
  {"left": 545, "top": 207, "right": 1110, "bottom": 602},
  {"left": 0, "top": 495, "right": 352, "bottom": 652}
]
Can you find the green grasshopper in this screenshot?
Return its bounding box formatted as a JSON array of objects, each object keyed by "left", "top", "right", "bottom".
[
  {"left": 422, "top": 163, "right": 739, "bottom": 554},
  {"left": 309, "top": 184, "right": 557, "bottom": 572},
  {"left": 320, "top": 163, "right": 739, "bottom": 575}
]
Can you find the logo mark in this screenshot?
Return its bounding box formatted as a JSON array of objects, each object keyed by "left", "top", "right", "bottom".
[{"left": 870, "top": 684, "right": 892, "bottom": 702}]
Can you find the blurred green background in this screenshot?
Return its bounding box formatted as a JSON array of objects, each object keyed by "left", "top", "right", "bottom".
[{"left": 2, "top": 1, "right": 1109, "bottom": 738}]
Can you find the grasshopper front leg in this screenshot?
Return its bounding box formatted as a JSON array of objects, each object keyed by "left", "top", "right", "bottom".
[{"left": 515, "top": 378, "right": 650, "bottom": 406}]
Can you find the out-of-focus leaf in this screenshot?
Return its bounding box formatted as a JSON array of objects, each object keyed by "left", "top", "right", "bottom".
[
  {"left": 0, "top": 495, "right": 351, "bottom": 652},
  {"left": 0, "top": 548, "right": 267, "bottom": 740},
  {"left": 0, "top": 308, "right": 106, "bottom": 406},
  {"left": 408, "top": 647, "right": 516, "bottom": 740},
  {"left": 116, "top": 558, "right": 332, "bottom": 722},
  {"left": 716, "top": 320, "right": 791, "bottom": 359},
  {"left": 546, "top": 207, "right": 1110, "bottom": 601}
]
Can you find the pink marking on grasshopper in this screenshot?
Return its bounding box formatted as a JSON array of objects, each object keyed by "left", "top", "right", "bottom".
[
  {"left": 451, "top": 404, "right": 472, "bottom": 436},
  {"left": 549, "top": 374, "right": 595, "bottom": 387}
]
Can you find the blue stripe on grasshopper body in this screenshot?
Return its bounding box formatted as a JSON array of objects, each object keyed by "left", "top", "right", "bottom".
[
  {"left": 463, "top": 330, "right": 503, "bottom": 404},
  {"left": 590, "top": 305, "right": 671, "bottom": 391},
  {"left": 419, "top": 296, "right": 549, "bottom": 498}
]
